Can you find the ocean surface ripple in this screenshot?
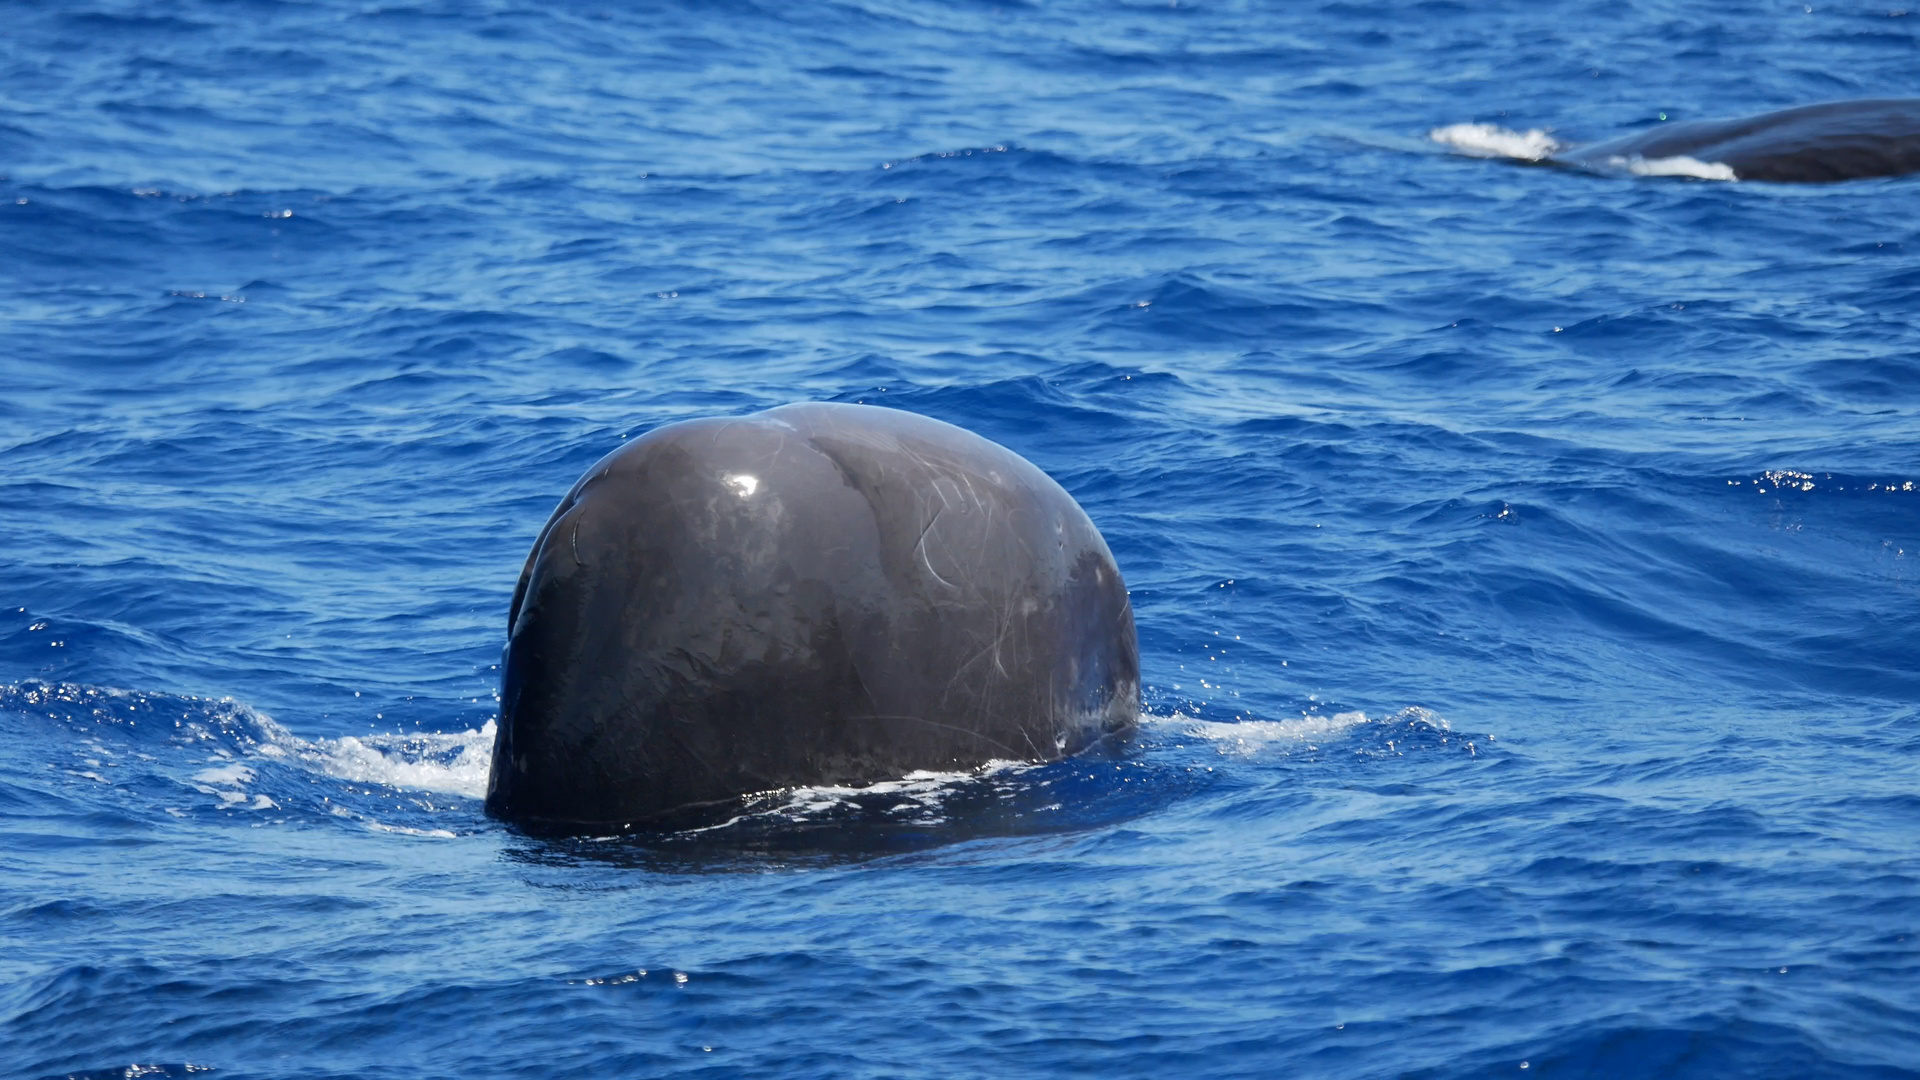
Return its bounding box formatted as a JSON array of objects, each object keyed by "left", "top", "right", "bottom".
[{"left": 3, "top": 2, "right": 1917, "bottom": 1077}]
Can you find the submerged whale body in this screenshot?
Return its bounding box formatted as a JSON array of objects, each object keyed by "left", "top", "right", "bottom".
[
  {"left": 1435, "top": 100, "right": 1920, "bottom": 183},
  {"left": 485, "top": 402, "right": 1139, "bottom": 831}
]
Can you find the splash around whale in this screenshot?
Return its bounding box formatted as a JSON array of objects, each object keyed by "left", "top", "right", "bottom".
[
  {"left": 1433, "top": 99, "right": 1920, "bottom": 183},
  {"left": 484, "top": 402, "right": 1140, "bottom": 833}
]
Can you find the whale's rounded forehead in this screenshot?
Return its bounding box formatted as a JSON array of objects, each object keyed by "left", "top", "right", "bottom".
[
  {"left": 761, "top": 400, "right": 981, "bottom": 441},
  {"left": 764, "top": 401, "right": 1024, "bottom": 469},
  {"left": 490, "top": 401, "right": 1139, "bottom": 829}
]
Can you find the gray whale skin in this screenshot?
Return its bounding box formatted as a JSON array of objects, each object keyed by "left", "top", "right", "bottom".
[
  {"left": 485, "top": 402, "right": 1140, "bottom": 831},
  {"left": 1559, "top": 99, "right": 1920, "bottom": 182}
]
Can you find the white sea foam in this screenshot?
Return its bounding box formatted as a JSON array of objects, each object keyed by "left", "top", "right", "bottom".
[
  {"left": 1427, "top": 122, "right": 1737, "bottom": 181},
  {"left": 192, "top": 763, "right": 256, "bottom": 786},
  {"left": 759, "top": 761, "right": 1027, "bottom": 825},
  {"left": 1615, "top": 154, "right": 1737, "bottom": 181},
  {"left": 665, "top": 760, "right": 1035, "bottom": 834},
  {"left": 291, "top": 724, "right": 495, "bottom": 798},
  {"left": 1429, "top": 123, "right": 1561, "bottom": 161},
  {"left": 0, "top": 681, "right": 447, "bottom": 811},
  {"left": 183, "top": 693, "right": 494, "bottom": 801},
  {"left": 367, "top": 822, "right": 458, "bottom": 838},
  {"left": 1168, "top": 709, "right": 1373, "bottom": 754},
  {"left": 190, "top": 762, "right": 273, "bottom": 808}
]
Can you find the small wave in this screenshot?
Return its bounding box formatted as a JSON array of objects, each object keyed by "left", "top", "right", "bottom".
[
  {"left": 1614, "top": 154, "right": 1737, "bottom": 181},
  {"left": 1429, "top": 123, "right": 1561, "bottom": 161},
  {"left": 181, "top": 695, "right": 493, "bottom": 801},
  {"left": 173, "top": 696, "right": 493, "bottom": 801},
  {"left": 2, "top": 680, "right": 494, "bottom": 805},
  {"left": 1167, "top": 706, "right": 1465, "bottom": 758}
]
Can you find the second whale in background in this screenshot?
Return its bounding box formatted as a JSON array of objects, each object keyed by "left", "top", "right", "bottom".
[{"left": 1435, "top": 99, "right": 1920, "bottom": 183}]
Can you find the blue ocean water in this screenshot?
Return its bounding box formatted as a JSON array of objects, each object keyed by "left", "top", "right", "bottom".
[{"left": 4, "top": 0, "right": 1919, "bottom": 1076}]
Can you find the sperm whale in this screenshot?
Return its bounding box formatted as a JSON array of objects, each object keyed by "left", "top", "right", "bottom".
[{"left": 484, "top": 402, "right": 1140, "bottom": 831}]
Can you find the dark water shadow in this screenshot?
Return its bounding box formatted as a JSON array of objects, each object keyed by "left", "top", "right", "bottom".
[{"left": 497, "top": 738, "right": 1224, "bottom": 873}]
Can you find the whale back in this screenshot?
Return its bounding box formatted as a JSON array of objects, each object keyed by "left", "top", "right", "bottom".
[{"left": 1562, "top": 99, "right": 1920, "bottom": 182}]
